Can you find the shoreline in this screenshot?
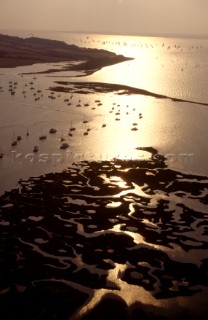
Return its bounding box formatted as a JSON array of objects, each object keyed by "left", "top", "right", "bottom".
[{"left": 0, "top": 33, "right": 132, "bottom": 72}]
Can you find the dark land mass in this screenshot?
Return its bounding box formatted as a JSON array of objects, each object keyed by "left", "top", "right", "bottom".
[
  {"left": 50, "top": 81, "right": 208, "bottom": 106},
  {"left": 0, "top": 34, "right": 132, "bottom": 74},
  {"left": 0, "top": 147, "right": 208, "bottom": 319}
]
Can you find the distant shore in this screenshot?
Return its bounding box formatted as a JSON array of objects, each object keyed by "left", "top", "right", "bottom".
[{"left": 0, "top": 34, "right": 132, "bottom": 74}]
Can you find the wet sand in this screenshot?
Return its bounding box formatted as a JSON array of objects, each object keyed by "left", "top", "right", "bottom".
[{"left": 0, "top": 148, "right": 208, "bottom": 319}]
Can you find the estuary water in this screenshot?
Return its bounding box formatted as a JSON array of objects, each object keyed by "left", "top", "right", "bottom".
[
  {"left": 2, "top": 29, "right": 208, "bottom": 101},
  {"left": 0, "top": 30, "right": 208, "bottom": 319},
  {"left": 0, "top": 29, "right": 208, "bottom": 193}
]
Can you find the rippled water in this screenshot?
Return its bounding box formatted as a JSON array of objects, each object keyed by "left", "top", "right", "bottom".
[
  {"left": 1, "top": 29, "right": 208, "bottom": 103},
  {"left": 0, "top": 30, "right": 208, "bottom": 319}
]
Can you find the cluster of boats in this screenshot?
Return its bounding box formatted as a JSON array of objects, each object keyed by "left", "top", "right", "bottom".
[{"left": 5, "top": 127, "right": 70, "bottom": 156}]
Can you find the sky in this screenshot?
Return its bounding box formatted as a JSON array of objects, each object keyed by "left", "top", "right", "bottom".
[{"left": 0, "top": 0, "right": 208, "bottom": 36}]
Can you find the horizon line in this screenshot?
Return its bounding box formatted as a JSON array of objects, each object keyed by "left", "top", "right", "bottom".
[{"left": 0, "top": 27, "right": 208, "bottom": 39}]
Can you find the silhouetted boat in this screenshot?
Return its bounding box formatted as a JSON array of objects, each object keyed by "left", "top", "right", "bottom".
[
  {"left": 33, "top": 146, "right": 39, "bottom": 153},
  {"left": 11, "top": 140, "right": 17, "bottom": 146},
  {"left": 39, "top": 135, "right": 47, "bottom": 140},
  {"left": 0, "top": 147, "right": 4, "bottom": 159},
  {"left": 11, "top": 132, "right": 17, "bottom": 146},
  {"left": 69, "top": 120, "right": 76, "bottom": 131},
  {"left": 60, "top": 142, "right": 69, "bottom": 149},
  {"left": 39, "top": 124, "right": 47, "bottom": 140},
  {"left": 49, "top": 128, "right": 57, "bottom": 134}
]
